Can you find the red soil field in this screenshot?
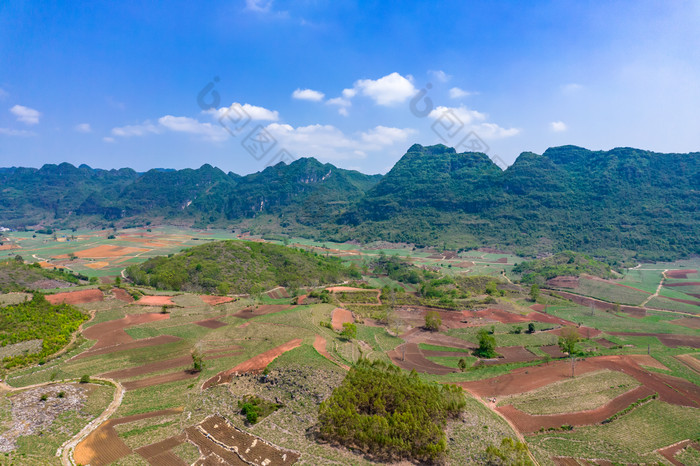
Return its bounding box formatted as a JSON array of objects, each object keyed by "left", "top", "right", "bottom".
[
  {"left": 0, "top": 244, "right": 20, "bottom": 250},
  {"left": 111, "top": 287, "right": 134, "bottom": 303},
  {"left": 662, "top": 296, "right": 700, "bottom": 306},
  {"left": 460, "top": 355, "right": 700, "bottom": 408},
  {"left": 664, "top": 282, "right": 700, "bottom": 287},
  {"left": 529, "top": 303, "right": 546, "bottom": 312},
  {"left": 46, "top": 289, "right": 104, "bottom": 305},
  {"left": 540, "top": 345, "right": 567, "bottom": 358},
  {"left": 203, "top": 345, "right": 244, "bottom": 355},
  {"left": 313, "top": 334, "right": 349, "bottom": 370},
  {"left": 595, "top": 338, "right": 617, "bottom": 348},
  {"left": 482, "top": 346, "right": 539, "bottom": 365},
  {"left": 331, "top": 307, "right": 354, "bottom": 331},
  {"left": 74, "top": 408, "right": 183, "bottom": 466},
  {"left": 57, "top": 244, "right": 148, "bottom": 259},
  {"left": 100, "top": 355, "right": 192, "bottom": 379},
  {"left": 122, "top": 370, "right": 199, "bottom": 390},
  {"left": 470, "top": 308, "right": 531, "bottom": 324},
  {"left": 546, "top": 276, "right": 579, "bottom": 288},
  {"left": 266, "top": 286, "right": 290, "bottom": 299},
  {"left": 666, "top": 269, "right": 698, "bottom": 279},
  {"left": 401, "top": 327, "right": 476, "bottom": 350},
  {"left": 388, "top": 342, "right": 456, "bottom": 375},
  {"left": 202, "top": 338, "right": 303, "bottom": 389},
  {"left": 325, "top": 286, "right": 370, "bottom": 292},
  {"left": 547, "top": 325, "right": 601, "bottom": 339},
  {"left": 497, "top": 386, "right": 655, "bottom": 432},
  {"left": 675, "top": 354, "right": 700, "bottom": 374},
  {"left": 135, "top": 433, "right": 187, "bottom": 466},
  {"left": 657, "top": 440, "right": 700, "bottom": 466},
  {"left": 608, "top": 332, "right": 700, "bottom": 348},
  {"left": 73, "top": 312, "right": 177, "bottom": 360},
  {"left": 136, "top": 295, "right": 176, "bottom": 306},
  {"left": 627, "top": 354, "right": 669, "bottom": 370},
  {"left": 232, "top": 304, "right": 293, "bottom": 319},
  {"left": 194, "top": 318, "right": 227, "bottom": 329},
  {"left": 199, "top": 295, "right": 235, "bottom": 306}
]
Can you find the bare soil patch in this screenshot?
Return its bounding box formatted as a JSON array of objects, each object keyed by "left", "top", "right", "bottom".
[
  {"left": 529, "top": 303, "right": 546, "bottom": 311},
  {"left": 387, "top": 342, "right": 456, "bottom": 375},
  {"left": 194, "top": 318, "right": 227, "bottom": 329},
  {"left": 232, "top": 304, "right": 292, "bottom": 319},
  {"left": 595, "top": 338, "right": 616, "bottom": 348},
  {"left": 111, "top": 287, "right": 134, "bottom": 303},
  {"left": 122, "top": 370, "right": 199, "bottom": 390},
  {"left": 657, "top": 439, "right": 700, "bottom": 466},
  {"left": 100, "top": 356, "right": 192, "bottom": 379},
  {"left": 313, "top": 334, "right": 349, "bottom": 370},
  {"left": 547, "top": 325, "right": 601, "bottom": 339},
  {"left": 136, "top": 295, "right": 176, "bottom": 306},
  {"left": 73, "top": 408, "right": 182, "bottom": 466},
  {"left": 75, "top": 335, "right": 180, "bottom": 360},
  {"left": 135, "top": 433, "right": 187, "bottom": 465},
  {"left": 497, "top": 386, "right": 654, "bottom": 432},
  {"left": 666, "top": 269, "right": 698, "bottom": 279},
  {"left": 58, "top": 244, "right": 148, "bottom": 259},
  {"left": 325, "top": 286, "right": 370, "bottom": 292},
  {"left": 199, "top": 295, "right": 235, "bottom": 306},
  {"left": 331, "top": 307, "right": 354, "bottom": 331},
  {"left": 551, "top": 290, "right": 646, "bottom": 317},
  {"left": 546, "top": 276, "right": 579, "bottom": 288},
  {"left": 675, "top": 353, "right": 700, "bottom": 374},
  {"left": 401, "top": 327, "right": 477, "bottom": 350},
  {"left": 664, "top": 281, "right": 700, "bottom": 287},
  {"left": 540, "top": 345, "right": 567, "bottom": 358},
  {"left": 470, "top": 308, "right": 531, "bottom": 324},
  {"left": 627, "top": 354, "right": 669, "bottom": 371},
  {"left": 266, "top": 286, "right": 290, "bottom": 299},
  {"left": 481, "top": 346, "right": 539, "bottom": 365},
  {"left": 46, "top": 288, "right": 104, "bottom": 305},
  {"left": 202, "top": 339, "right": 303, "bottom": 389}
]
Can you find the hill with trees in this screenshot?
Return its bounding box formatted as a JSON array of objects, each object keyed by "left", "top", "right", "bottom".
[{"left": 126, "top": 239, "right": 359, "bottom": 294}]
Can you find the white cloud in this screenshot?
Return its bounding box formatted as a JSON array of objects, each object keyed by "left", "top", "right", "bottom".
[
  {"left": 103, "top": 136, "right": 115, "bottom": 143},
  {"left": 111, "top": 121, "right": 160, "bottom": 137},
  {"left": 428, "top": 106, "right": 520, "bottom": 140},
  {"left": 158, "top": 115, "right": 228, "bottom": 142},
  {"left": 264, "top": 123, "right": 415, "bottom": 161},
  {"left": 10, "top": 105, "right": 41, "bottom": 125},
  {"left": 0, "top": 88, "right": 8, "bottom": 100},
  {"left": 429, "top": 70, "right": 451, "bottom": 83},
  {"left": 292, "top": 88, "right": 325, "bottom": 102},
  {"left": 360, "top": 126, "right": 415, "bottom": 148},
  {"left": 550, "top": 121, "right": 567, "bottom": 132},
  {"left": 0, "top": 127, "right": 35, "bottom": 137},
  {"left": 342, "top": 88, "right": 356, "bottom": 99},
  {"left": 353, "top": 72, "right": 417, "bottom": 106},
  {"left": 561, "top": 83, "right": 583, "bottom": 94},
  {"left": 337, "top": 107, "right": 349, "bottom": 117},
  {"left": 74, "top": 123, "right": 92, "bottom": 133},
  {"left": 245, "top": 0, "right": 272, "bottom": 12},
  {"left": 428, "top": 105, "right": 487, "bottom": 125},
  {"left": 449, "top": 87, "right": 473, "bottom": 99},
  {"left": 207, "top": 102, "right": 279, "bottom": 121}
]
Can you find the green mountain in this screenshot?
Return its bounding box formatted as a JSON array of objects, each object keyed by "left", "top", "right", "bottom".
[
  {"left": 1, "top": 144, "right": 698, "bottom": 261},
  {"left": 126, "top": 239, "right": 359, "bottom": 294}
]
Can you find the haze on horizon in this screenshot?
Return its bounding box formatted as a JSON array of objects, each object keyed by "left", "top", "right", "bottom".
[{"left": 1, "top": 1, "right": 699, "bottom": 175}]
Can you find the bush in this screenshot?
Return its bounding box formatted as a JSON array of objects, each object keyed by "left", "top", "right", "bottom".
[
  {"left": 485, "top": 437, "right": 533, "bottom": 465},
  {"left": 340, "top": 322, "right": 357, "bottom": 340},
  {"left": 318, "top": 359, "right": 465, "bottom": 462},
  {"left": 424, "top": 310, "right": 442, "bottom": 331},
  {"left": 79, "top": 375, "right": 90, "bottom": 384},
  {"left": 474, "top": 329, "right": 498, "bottom": 358}
]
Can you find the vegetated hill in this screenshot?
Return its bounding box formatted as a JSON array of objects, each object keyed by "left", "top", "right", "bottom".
[
  {"left": 126, "top": 240, "right": 360, "bottom": 294},
  {"left": 335, "top": 144, "right": 700, "bottom": 262},
  {"left": 0, "top": 258, "right": 83, "bottom": 292},
  {"left": 512, "top": 251, "right": 614, "bottom": 284},
  {"left": 1, "top": 143, "right": 699, "bottom": 262}
]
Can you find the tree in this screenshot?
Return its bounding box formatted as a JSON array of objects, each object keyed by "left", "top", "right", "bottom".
[
  {"left": 424, "top": 311, "right": 442, "bottom": 331},
  {"left": 527, "top": 322, "right": 535, "bottom": 334},
  {"left": 485, "top": 437, "right": 533, "bottom": 465},
  {"left": 529, "top": 284, "right": 540, "bottom": 302},
  {"left": 458, "top": 358, "right": 468, "bottom": 372},
  {"left": 475, "top": 329, "right": 498, "bottom": 358},
  {"left": 340, "top": 322, "right": 357, "bottom": 340},
  {"left": 13, "top": 254, "right": 23, "bottom": 263},
  {"left": 191, "top": 350, "right": 204, "bottom": 372},
  {"left": 558, "top": 326, "right": 580, "bottom": 355},
  {"left": 114, "top": 276, "right": 121, "bottom": 286}
]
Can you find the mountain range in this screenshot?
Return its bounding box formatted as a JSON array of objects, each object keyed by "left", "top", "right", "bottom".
[{"left": 1, "top": 144, "right": 698, "bottom": 262}]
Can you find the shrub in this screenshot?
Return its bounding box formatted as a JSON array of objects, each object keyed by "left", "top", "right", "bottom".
[
  {"left": 424, "top": 311, "right": 442, "bottom": 331},
  {"left": 474, "top": 329, "right": 498, "bottom": 358},
  {"left": 79, "top": 375, "right": 90, "bottom": 384},
  {"left": 340, "top": 322, "right": 357, "bottom": 340}
]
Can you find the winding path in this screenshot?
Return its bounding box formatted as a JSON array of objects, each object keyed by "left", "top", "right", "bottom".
[{"left": 640, "top": 269, "right": 668, "bottom": 307}]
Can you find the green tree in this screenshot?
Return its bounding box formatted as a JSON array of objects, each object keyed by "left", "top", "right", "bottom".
[
  {"left": 529, "top": 284, "right": 540, "bottom": 301},
  {"left": 527, "top": 322, "right": 535, "bottom": 334},
  {"left": 191, "top": 350, "right": 204, "bottom": 372},
  {"left": 558, "top": 326, "right": 580, "bottom": 355},
  {"left": 485, "top": 437, "right": 533, "bottom": 465},
  {"left": 458, "top": 358, "right": 468, "bottom": 372},
  {"left": 475, "top": 329, "right": 498, "bottom": 358},
  {"left": 340, "top": 322, "right": 357, "bottom": 340},
  {"left": 424, "top": 311, "right": 442, "bottom": 331},
  {"left": 114, "top": 276, "right": 121, "bottom": 286}
]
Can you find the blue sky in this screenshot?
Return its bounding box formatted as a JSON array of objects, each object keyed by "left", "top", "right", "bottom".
[{"left": 1, "top": 1, "right": 699, "bottom": 174}]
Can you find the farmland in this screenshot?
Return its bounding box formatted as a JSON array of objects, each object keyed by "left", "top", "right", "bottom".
[{"left": 0, "top": 235, "right": 698, "bottom": 464}]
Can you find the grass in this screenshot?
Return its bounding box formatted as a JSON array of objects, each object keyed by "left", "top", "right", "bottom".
[
  {"left": 647, "top": 296, "right": 700, "bottom": 314},
  {"left": 418, "top": 343, "right": 472, "bottom": 353},
  {"left": 675, "top": 445, "right": 700, "bottom": 466},
  {"left": 426, "top": 355, "right": 477, "bottom": 369},
  {"left": 573, "top": 277, "right": 649, "bottom": 305},
  {"left": 498, "top": 370, "right": 640, "bottom": 415},
  {"left": 445, "top": 326, "right": 558, "bottom": 347},
  {"left": 528, "top": 401, "right": 700, "bottom": 464}
]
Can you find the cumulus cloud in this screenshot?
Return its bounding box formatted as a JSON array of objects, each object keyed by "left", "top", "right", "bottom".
[
  {"left": 207, "top": 102, "right": 279, "bottom": 121},
  {"left": 0, "top": 88, "right": 8, "bottom": 100},
  {"left": 550, "top": 121, "right": 567, "bottom": 132},
  {"left": 74, "top": 123, "right": 92, "bottom": 133},
  {"left": 292, "top": 88, "right": 325, "bottom": 102},
  {"left": 0, "top": 127, "right": 35, "bottom": 137},
  {"left": 429, "top": 70, "right": 451, "bottom": 83},
  {"left": 158, "top": 115, "right": 228, "bottom": 142},
  {"left": 428, "top": 106, "right": 520, "bottom": 140},
  {"left": 353, "top": 72, "right": 417, "bottom": 106},
  {"left": 264, "top": 123, "right": 415, "bottom": 161},
  {"left": 449, "top": 87, "right": 473, "bottom": 99},
  {"left": 103, "top": 136, "right": 115, "bottom": 143},
  {"left": 10, "top": 105, "right": 41, "bottom": 125},
  {"left": 111, "top": 121, "right": 160, "bottom": 137},
  {"left": 245, "top": 0, "right": 273, "bottom": 12}
]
